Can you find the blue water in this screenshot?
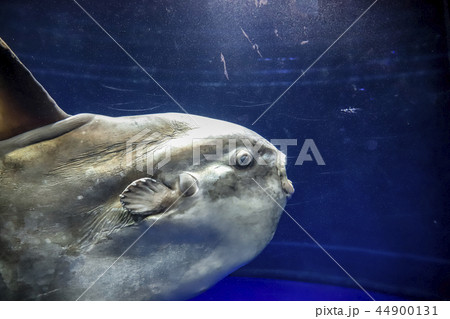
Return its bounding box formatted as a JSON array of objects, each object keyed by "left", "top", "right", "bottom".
[
  {"left": 191, "top": 277, "right": 405, "bottom": 301},
  {"left": 0, "top": 0, "right": 448, "bottom": 300}
]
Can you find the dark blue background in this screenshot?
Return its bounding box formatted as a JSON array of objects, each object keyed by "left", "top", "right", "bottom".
[{"left": 1, "top": 0, "right": 449, "bottom": 300}]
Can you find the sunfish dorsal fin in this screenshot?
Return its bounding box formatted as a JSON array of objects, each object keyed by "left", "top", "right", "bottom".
[{"left": 0, "top": 38, "right": 69, "bottom": 141}]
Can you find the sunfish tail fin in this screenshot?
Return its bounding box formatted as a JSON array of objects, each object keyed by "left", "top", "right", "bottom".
[{"left": 0, "top": 38, "right": 69, "bottom": 141}]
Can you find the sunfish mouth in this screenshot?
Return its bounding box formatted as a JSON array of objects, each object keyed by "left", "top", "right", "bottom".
[
  {"left": 276, "top": 152, "right": 295, "bottom": 197},
  {"left": 282, "top": 178, "right": 295, "bottom": 197}
]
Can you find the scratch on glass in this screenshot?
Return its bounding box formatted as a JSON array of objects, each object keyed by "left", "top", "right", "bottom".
[
  {"left": 240, "top": 27, "right": 263, "bottom": 58},
  {"left": 220, "top": 52, "right": 230, "bottom": 81}
]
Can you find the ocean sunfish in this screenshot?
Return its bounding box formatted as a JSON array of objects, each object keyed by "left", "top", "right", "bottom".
[{"left": 0, "top": 38, "right": 294, "bottom": 300}]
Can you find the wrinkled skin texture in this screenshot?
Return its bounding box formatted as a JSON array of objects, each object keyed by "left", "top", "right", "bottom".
[{"left": 0, "top": 113, "right": 293, "bottom": 300}]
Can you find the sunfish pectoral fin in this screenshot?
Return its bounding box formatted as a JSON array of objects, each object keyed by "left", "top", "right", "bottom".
[
  {"left": 0, "top": 38, "right": 69, "bottom": 141},
  {"left": 119, "top": 174, "right": 199, "bottom": 217},
  {"left": 120, "top": 178, "right": 179, "bottom": 216}
]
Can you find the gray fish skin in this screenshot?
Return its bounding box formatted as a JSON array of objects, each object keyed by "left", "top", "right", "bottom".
[{"left": 0, "top": 112, "right": 294, "bottom": 300}]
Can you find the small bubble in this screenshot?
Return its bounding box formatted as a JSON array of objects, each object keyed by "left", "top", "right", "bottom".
[{"left": 77, "top": 195, "right": 84, "bottom": 200}]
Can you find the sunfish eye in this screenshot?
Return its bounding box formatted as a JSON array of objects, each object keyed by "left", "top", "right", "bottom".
[{"left": 236, "top": 150, "right": 253, "bottom": 167}]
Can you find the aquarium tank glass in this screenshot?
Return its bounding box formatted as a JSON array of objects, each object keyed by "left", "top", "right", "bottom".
[{"left": 0, "top": 0, "right": 448, "bottom": 300}]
